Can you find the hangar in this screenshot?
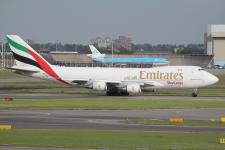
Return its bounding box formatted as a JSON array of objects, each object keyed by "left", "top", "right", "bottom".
[{"left": 206, "top": 24, "right": 225, "bottom": 66}]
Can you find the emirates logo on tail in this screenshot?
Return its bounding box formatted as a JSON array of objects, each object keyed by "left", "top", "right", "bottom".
[{"left": 7, "top": 35, "right": 68, "bottom": 85}]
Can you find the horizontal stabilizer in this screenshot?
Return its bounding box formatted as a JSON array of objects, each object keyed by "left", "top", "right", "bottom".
[{"left": 5, "top": 67, "right": 40, "bottom": 73}]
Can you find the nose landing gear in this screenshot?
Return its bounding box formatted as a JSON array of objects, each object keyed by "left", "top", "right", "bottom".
[{"left": 192, "top": 88, "right": 198, "bottom": 97}]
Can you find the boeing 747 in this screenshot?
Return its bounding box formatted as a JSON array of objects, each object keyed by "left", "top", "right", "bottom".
[{"left": 7, "top": 35, "right": 218, "bottom": 96}]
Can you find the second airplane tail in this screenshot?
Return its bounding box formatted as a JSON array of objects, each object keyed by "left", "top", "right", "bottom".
[
  {"left": 89, "top": 45, "right": 102, "bottom": 55},
  {"left": 88, "top": 45, "right": 105, "bottom": 59}
]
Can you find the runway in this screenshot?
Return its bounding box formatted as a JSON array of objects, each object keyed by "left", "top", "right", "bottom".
[
  {"left": 0, "top": 92, "right": 95, "bottom": 99},
  {"left": 0, "top": 109, "right": 225, "bottom": 132}
]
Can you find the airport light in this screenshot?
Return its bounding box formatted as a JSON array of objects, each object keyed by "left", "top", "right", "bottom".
[
  {"left": 10, "top": 53, "right": 13, "bottom": 66},
  {"left": 2, "top": 38, "right": 5, "bottom": 68},
  {"left": 4, "top": 40, "right": 6, "bottom": 67},
  {"left": 74, "top": 42, "right": 76, "bottom": 52},
  {"left": 1, "top": 38, "right": 3, "bottom": 68},
  {"left": 74, "top": 41, "right": 77, "bottom": 53},
  {"left": 56, "top": 40, "right": 58, "bottom": 51},
  {"left": 111, "top": 40, "right": 114, "bottom": 67}
]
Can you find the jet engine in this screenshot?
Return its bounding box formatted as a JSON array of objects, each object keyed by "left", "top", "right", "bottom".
[
  {"left": 126, "top": 84, "right": 141, "bottom": 93},
  {"left": 93, "top": 82, "right": 107, "bottom": 90}
]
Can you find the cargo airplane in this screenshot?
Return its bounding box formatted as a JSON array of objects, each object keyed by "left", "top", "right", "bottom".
[{"left": 7, "top": 35, "right": 218, "bottom": 97}]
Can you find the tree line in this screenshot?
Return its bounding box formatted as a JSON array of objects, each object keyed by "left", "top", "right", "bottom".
[{"left": 2, "top": 42, "right": 205, "bottom": 55}]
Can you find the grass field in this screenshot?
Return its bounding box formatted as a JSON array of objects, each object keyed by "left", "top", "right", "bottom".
[
  {"left": 1, "top": 98, "right": 225, "bottom": 109},
  {"left": 122, "top": 119, "right": 225, "bottom": 127},
  {"left": 0, "top": 69, "right": 24, "bottom": 79},
  {"left": 0, "top": 129, "right": 225, "bottom": 150}
]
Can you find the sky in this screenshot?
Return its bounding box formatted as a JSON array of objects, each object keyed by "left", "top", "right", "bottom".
[{"left": 0, "top": 0, "right": 225, "bottom": 44}]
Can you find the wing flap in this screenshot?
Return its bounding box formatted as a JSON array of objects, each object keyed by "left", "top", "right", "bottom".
[
  {"left": 69, "top": 79, "right": 121, "bottom": 87},
  {"left": 144, "top": 81, "right": 164, "bottom": 87}
]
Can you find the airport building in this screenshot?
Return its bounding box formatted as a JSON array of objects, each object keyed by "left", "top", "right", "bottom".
[
  {"left": 206, "top": 24, "right": 225, "bottom": 66},
  {"left": 114, "top": 36, "right": 132, "bottom": 50},
  {"left": 91, "top": 36, "right": 132, "bottom": 51},
  {"left": 91, "top": 37, "right": 113, "bottom": 48}
]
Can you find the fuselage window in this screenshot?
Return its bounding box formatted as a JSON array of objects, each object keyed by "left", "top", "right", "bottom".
[{"left": 198, "top": 68, "right": 204, "bottom": 71}]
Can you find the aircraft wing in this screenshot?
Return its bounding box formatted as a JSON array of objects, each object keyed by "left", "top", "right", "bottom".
[
  {"left": 122, "top": 80, "right": 164, "bottom": 87},
  {"left": 143, "top": 81, "right": 164, "bottom": 87},
  {"left": 69, "top": 79, "right": 121, "bottom": 87},
  {"left": 104, "top": 80, "right": 164, "bottom": 90},
  {"left": 70, "top": 79, "right": 162, "bottom": 87},
  {"left": 71, "top": 79, "right": 90, "bottom": 86},
  {"left": 71, "top": 79, "right": 120, "bottom": 84}
]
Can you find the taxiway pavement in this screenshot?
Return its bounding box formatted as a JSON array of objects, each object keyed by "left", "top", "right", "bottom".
[
  {"left": 1, "top": 92, "right": 225, "bottom": 101},
  {"left": 0, "top": 109, "right": 225, "bottom": 132}
]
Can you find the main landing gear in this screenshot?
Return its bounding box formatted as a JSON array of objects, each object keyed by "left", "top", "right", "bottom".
[
  {"left": 106, "top": 90, "right": 129, "bottom": 96},
  {"left": 192, "top": 88, "right": 198, "bottom": 97}
]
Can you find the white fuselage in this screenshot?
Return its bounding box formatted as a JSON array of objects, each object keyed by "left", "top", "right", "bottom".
[
  {"left": 29, "top": 65, "right": 218, "bottom": 90},
  {"left": 87, "top": 54, "right": 105, "bottom": 59}
]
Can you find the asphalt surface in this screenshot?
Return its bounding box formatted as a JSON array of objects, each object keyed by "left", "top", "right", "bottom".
[
  {"left": 0, "top": 92, "right": 95, "bottom": 99},
  {"left": 1, "top": 92, "right": 225, "bottom": 101},
  {"left": 1, "top": 109, "right": 225, "bottom": 132}
]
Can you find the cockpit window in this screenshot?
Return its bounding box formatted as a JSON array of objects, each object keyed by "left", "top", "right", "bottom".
[{"left": 198, "top": 68, "right": 204, "bottom": 71}]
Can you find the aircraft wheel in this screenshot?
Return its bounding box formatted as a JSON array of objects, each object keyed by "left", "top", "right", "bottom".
[
  {"left": 106, "top": 91, "right": 113, "bottom": 96},
  {"left": 119, "top": 91, "right": 129, "bottom": 96},
  {"left": 106, "top": 91, "right": 129, "bottom": 96},
  {"left": 192, "top": 88, "right": 198, "bottom": 97},
  {"left": 192, "top": 93, "right": 198, "bottom": 97},
  {"left": 125, "top": 92, "right": 129, "bottom": 96},
  {"left": 106, "top": 91, "right": 118, "bottom": 96}
]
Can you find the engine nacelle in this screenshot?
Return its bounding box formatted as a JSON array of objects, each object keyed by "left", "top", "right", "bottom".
[
  {"left": 126, "top": 84, "right": 141, "bottom": 93},
  {"left": 93, "top": 82, "right": 107, "bottom": 91}
]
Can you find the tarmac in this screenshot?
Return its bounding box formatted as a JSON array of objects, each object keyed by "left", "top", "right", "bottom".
[
  {"left": 0, "top": 109, "right": 225, "bottom": 132},
  {"left": 1, "top": 92, "right": 225, "bottom": 101}
]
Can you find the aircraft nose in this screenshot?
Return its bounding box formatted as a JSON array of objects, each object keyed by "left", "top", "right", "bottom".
[{"left": 206, "top": 73, "right": 219, "bottom": 85}]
